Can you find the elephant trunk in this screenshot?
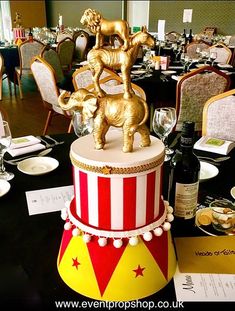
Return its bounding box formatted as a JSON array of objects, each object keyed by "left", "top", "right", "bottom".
[
  {"left": 58, "top": 90, "right": 78, "bottom": 111},
  {"left": 128, "top": 99, "right": 149, "bottom": 136}
]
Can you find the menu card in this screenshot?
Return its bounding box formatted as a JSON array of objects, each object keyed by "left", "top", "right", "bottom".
[
  {"left": 26, "top": 185, "right": 74, "bottom": 215},
  {"left": 174, "top": 265, "right": 235, "bottom": 301}
]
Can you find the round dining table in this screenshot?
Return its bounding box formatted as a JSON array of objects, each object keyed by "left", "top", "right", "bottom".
[{"left": 1, "top": 132, "right": 235, "bottom": 309}]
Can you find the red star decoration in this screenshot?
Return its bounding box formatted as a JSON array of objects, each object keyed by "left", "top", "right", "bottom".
[
  {"left": 72, "top": 257, "right": 80, "bottom": 270},
  {"left": 133, "top": 264, "right": 145, "bottom": 278}
]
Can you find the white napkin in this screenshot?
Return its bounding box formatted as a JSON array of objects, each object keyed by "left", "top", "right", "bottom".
[
  {"left": 7, "top": 143, "right": 46, "bottom": 157},
  {"left": 7, "top": 135, "right": 45, "bottom": 157}
]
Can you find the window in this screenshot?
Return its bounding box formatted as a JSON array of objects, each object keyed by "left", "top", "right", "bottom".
[{"left": 0, "top": 1, "right": 12, "bottom": 42}]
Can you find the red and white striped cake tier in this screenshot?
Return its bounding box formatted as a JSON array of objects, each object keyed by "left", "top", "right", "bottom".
[{"left": 69, "top": 130, "right": 165, "bottom": 235}]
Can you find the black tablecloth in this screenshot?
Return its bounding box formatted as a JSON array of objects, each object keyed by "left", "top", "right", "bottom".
[
  {"left": 0, "top": 46, "right": 19, "bottom": 81},
  {"left": 1, "top": 133, "right": 234, "bottom": 309}
]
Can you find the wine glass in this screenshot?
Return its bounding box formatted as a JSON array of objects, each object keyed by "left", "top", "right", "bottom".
[
  {"left": 152, "top": 107, "right": 176, "bottom": 161},
  {"left": 210, "top": 51, "right": 217, "bottom": 66},
  {"left": 165, "top": 107, "right": 177, "bottom": 155},
  {"left": 0, "top": 121, "right": 14, "bottom": 180},
  {"left": 72, "top": 110, "right": 93, "bottom": 137}
]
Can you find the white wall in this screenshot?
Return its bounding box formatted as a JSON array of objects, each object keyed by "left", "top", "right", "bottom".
[{"left": 127, "top": 0, "right": 149, "bottom": 31}]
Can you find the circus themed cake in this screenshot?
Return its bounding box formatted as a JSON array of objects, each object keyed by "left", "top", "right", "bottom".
[
  {"left": 57, "top": 131, "right": 176, "bottom": 301},
  {"left": 57, "top": 8, "right": 176, "bottom": 302}
]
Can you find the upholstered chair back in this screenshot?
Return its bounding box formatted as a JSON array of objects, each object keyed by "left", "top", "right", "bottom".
[
  {"left": 40, "top": 47, "right": 64, "bottom": 84},
  {"left": 72, "top": 65, "right": 114, "bottom": 91},
  {"left": 56, "top": 37, "right": 75, "bottom": 71},
  {"left": 73, "top": 30, "right": 90, "bottom": 62},
  {"left": 202, "top": 89, "right": 235, "bottom": 141},
  {"left": 186, "top": 41, "right": 210, "bottom": 59},
  {"left": 19, "top": 39, "right": 45, "bottom": 71},
  {"left": 208, "top": 43, "right": 232, "bottom": 64},
  {"left": 176, "top": 66, "right": 230, "bottom": 131}
]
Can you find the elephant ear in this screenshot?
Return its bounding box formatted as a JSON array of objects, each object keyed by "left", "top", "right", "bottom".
[{"left": 82, "top": 94, "right": 98, "bottom": 120}]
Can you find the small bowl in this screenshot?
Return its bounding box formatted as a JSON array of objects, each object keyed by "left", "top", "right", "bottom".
[{"left": 210, "top": 200, "right": 235, "bottom": 233}]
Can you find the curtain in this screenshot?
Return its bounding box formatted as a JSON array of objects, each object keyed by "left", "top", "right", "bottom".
[{"left": 0, "top": 1, "right": 12, "bottom": 42}]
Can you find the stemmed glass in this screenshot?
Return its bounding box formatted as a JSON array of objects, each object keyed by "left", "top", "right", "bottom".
[
  {"left": 210, "top": 51, "right": 217, "bottom": 66},
  {"left": 152, "top": 107, "right": 177, "bottom": 161},
  {"left": 72, "top": 110, "right": 93, "bottom": 137},
  {"left": 0, "top": 121, "right": 14, "bottom": 180}
]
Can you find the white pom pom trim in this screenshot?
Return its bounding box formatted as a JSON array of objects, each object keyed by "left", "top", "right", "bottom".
[
  {"left": 98, "top": 237, "right": 108, "bottom": 247},
  {"left": 83, "top": 233, "right": 91, "bottom": 243},
  {"left": 129, "top": 236, "right": 139, "bottom": 246},
  {"left": 64, "top": 222, "right": 72, "bottom": 230},
  {"left": 143, "top": 231, "right": 153, "bottom": 241},
  {"left": 113, "top": 239, "right": 123, "bottom": 248}
]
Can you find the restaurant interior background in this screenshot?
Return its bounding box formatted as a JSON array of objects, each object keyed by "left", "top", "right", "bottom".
[{"left": 5, "top": 1, "right": 235, "bottom": 36}]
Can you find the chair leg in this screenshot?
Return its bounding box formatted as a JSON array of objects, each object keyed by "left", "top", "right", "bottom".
[
  {"left": 16, "top": 74, "right": 23, "bottom": 99},
  {"left": 0, "top": 78, "right": 2, "bottom": 101},
  {"left": 43, "top": 110, "right": 53, "bottom": 135},
  {"left": 7, "top": 77, "right": 12, "bottom": 96}
]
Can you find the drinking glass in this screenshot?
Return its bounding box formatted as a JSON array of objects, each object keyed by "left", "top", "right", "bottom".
[
  {"left": 0, "top": 121, "right": 14, "bottom": 180},
  {"left": 209, "top": 51, "right": 217, "bottom": 66},
  {"left": 152, "top": 107, "right": 176, "bottom": 161},
  {"left": 72, "top": 110, "right": 93, "bottom": 137}
]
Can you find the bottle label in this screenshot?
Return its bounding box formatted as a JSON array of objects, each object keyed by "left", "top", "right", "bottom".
[{"left": 174, "top": 182, "right": 199, "bottom": 219}]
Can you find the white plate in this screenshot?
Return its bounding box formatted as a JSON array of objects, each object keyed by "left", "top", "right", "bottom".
[
  {"left": 199, "top": 161, "right": 219, "bottom": 182},
  {"left": 231, "top": 186, "right": 235, "bottom": 199},
  {"left": 131, "top": 69, "right": 147, "bottom": 75},
  {"left": 0, "top": 180, "right": 11, "bottom": 197},
  {"left": 196, "top": 63, "right": 206, "bottom": 68},
  {"left": 17, "top": 157, "right": 59, "bottom": 176},
  {"left": 161, "top": 70, "right": 177, "bottom": 75},
  {"left": 217, "top": 63, "right": 233, "bottom": 69}
]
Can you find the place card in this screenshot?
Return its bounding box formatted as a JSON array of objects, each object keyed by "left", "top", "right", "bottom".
[
  {"left": 174, "top": 265, "right": 235, "bottom": 301},
  {"left": 157, "top": 20, "right": 165, "bottom": 41},
  {"left": 174, "top": 235, "right": 235, "bottom": 274},
  {"left": 26, "top": 185, "right": 74, "bottom": 215},
  {"left": 183, "top": 9, "right": 193, "bottom": 23}
]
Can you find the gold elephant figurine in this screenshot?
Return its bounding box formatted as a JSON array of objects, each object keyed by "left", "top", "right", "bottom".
[{"left": 58, "top": 89, "right": 151, "bottom": 153}]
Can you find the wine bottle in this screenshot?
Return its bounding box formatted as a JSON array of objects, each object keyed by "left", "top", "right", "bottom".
[
  {"left": 168, "top": 121, "right": 200, "bottom": 235},
  {"left": 188, "top": 29, "right": 193, "bottom": 43},
  {"left": 182, "top": 29, "right": 187, "bottom": 45},
  {"left": 28, "top": 28, "right": 33, "bottom": 42}
]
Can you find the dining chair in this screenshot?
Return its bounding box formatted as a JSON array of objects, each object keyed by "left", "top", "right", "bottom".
[
  {"left": 14, "top": 39, "right": 45, "bottom": 99},
  {"left": 175, "top": 65, "right": 231, "bottom": 132},
  {"left": 208, "top": 43, "right": 232, "bottom": 64},
  {"left": 202, "top": 88, "right": 235, "bottom": 141},
  {"left": 185, "top": 41, "right": 210, "bottom": 59},
  {"left": 72, "top": 65, "right": 116, "bottom": 91},
  {"left": 56, "top": 37, "right": 75, "bottom": 72},
  {"left": 56, "top": 31, "right": 73, "bottom": 43},
  {"left": 165, "top": 31, "right": 181, "bottom": 43},
  {"left": 72, "top": 30, "right": 90, "bottom": 64},
  {"left": 30, "top": 56, "right": 73, "bottom": 135},
  {"left": 0, "top": 53, "right": 12, "bottom": 100},
  {"left": 86, "top": 74, "right": 146, "bottom": 100},
  {"left": 40, "top": 46, "right": 64, "bottom": 84}
]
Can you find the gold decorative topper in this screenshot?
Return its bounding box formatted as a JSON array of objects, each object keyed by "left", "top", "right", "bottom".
[
  {"left": 13, "top": 12, "right": 23, "bottom": 28},
  {"left": 58, "top": 9, "right": 154, "bottom": 153}
]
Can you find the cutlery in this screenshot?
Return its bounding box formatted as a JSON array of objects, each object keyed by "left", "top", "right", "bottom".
[
  {"left": 198, "top": 156, "right": 230, "bottom": 163},
  {"left": 4, "top": 148, "right": 52, "bottom": 165},
  {"left": 37, "top": 136, "right": 64, "bottom": 147},
  {"left": 169, "top": 132, "right": 181, "bottom": 149},
  {"left": 45, "top": 135, "right": 65, "bottom": 145}
]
